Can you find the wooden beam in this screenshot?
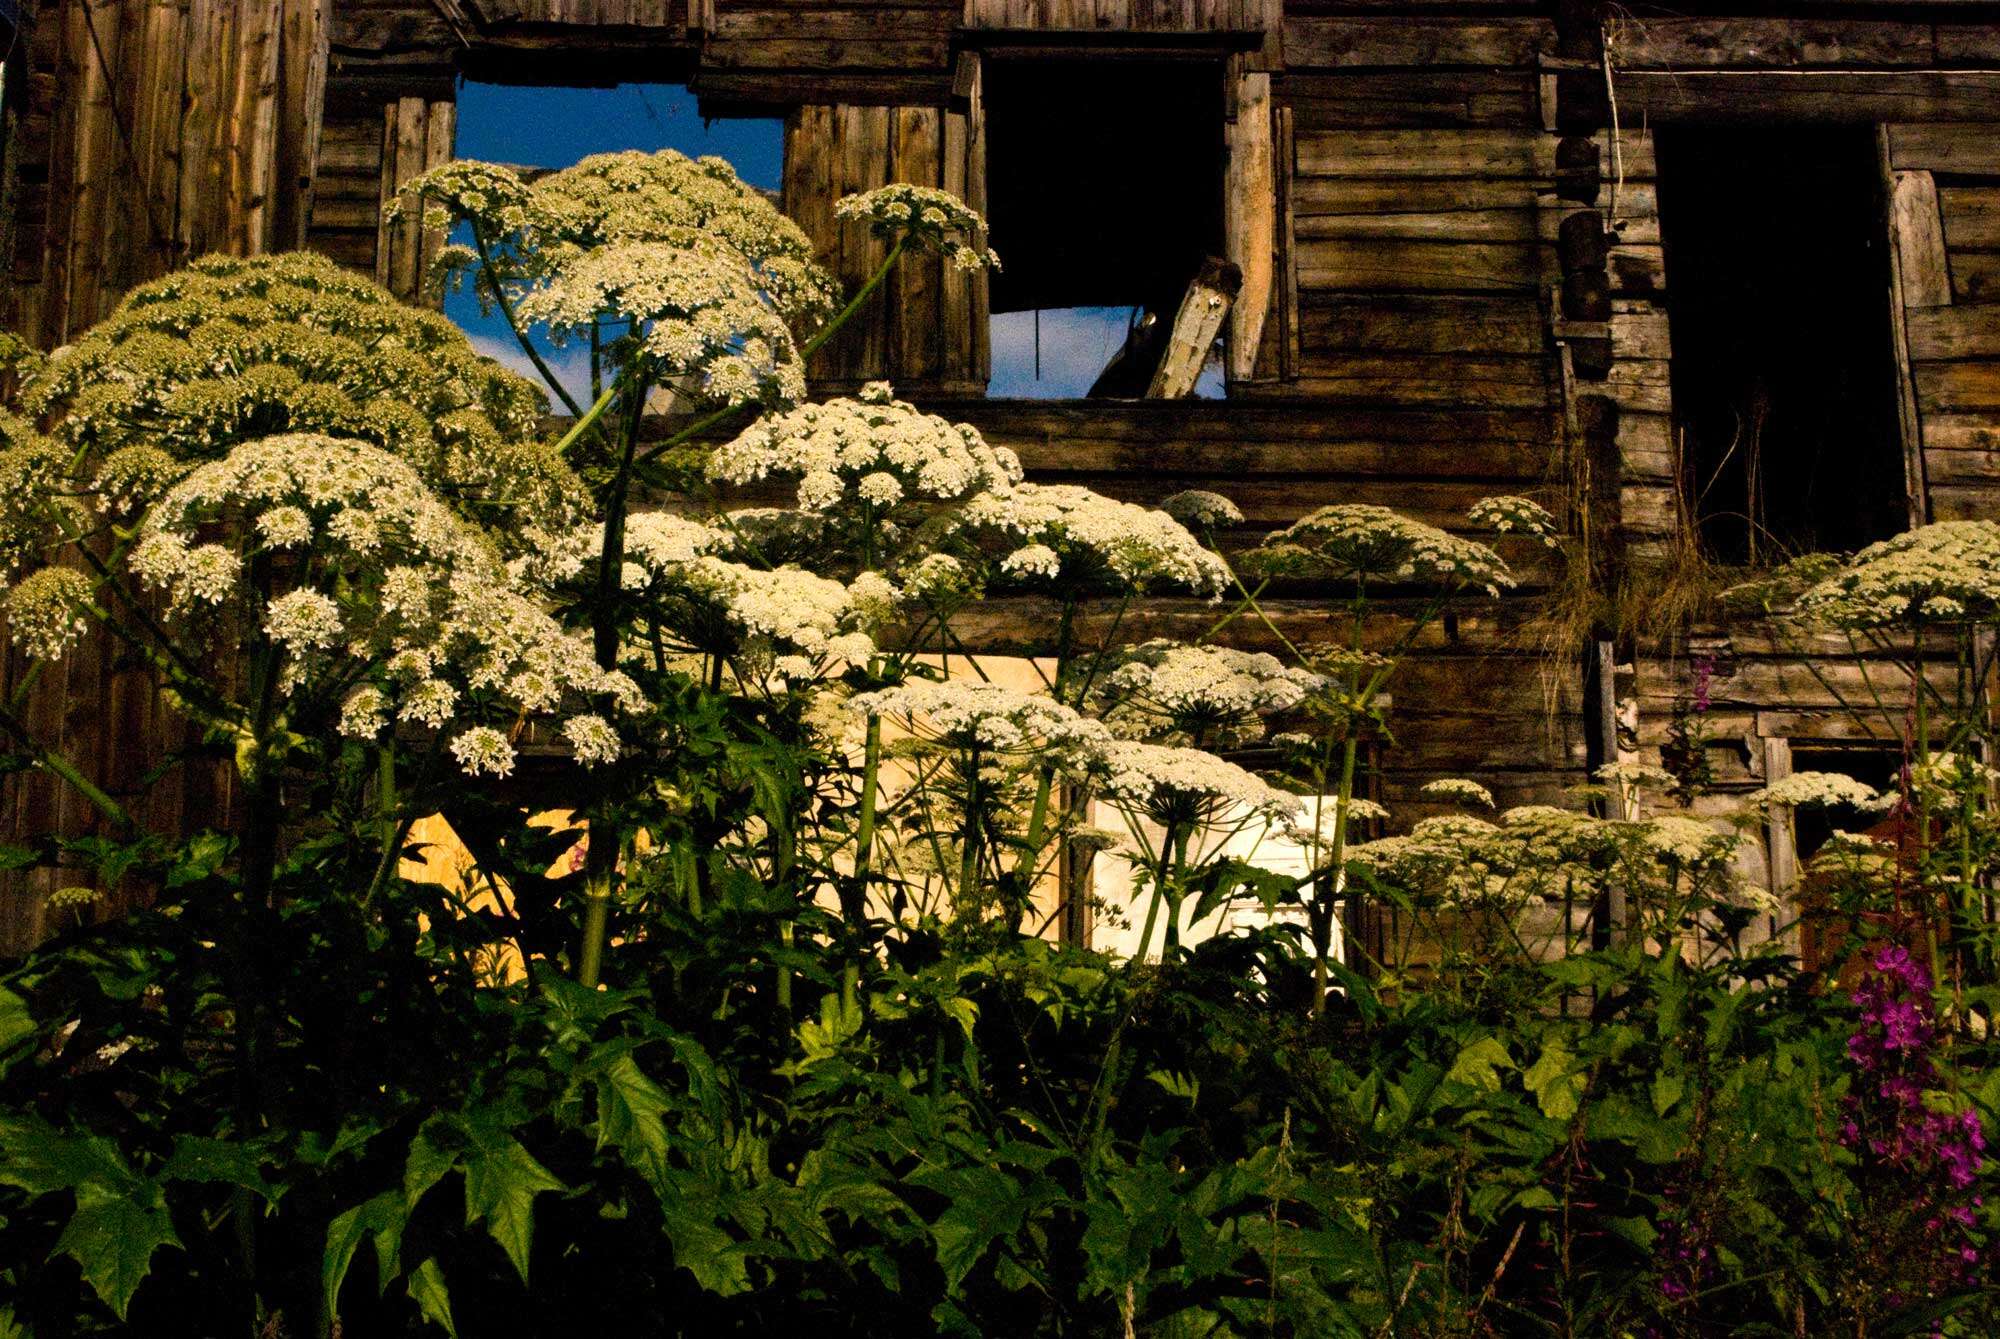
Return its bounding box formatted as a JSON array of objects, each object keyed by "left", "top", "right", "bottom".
[
  {"left": 1882, "top": 136, "right": 1933, "bottom": 530},
  {"left": 1224, "top": 71, "right": 1273, "bottom": 381},
  {"left": 1146, "top": 257, "right": 1241, "bottom": 398}
]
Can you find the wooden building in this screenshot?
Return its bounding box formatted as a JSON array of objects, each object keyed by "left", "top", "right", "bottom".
[{"left": 3, "top": 0, "right": 2000, "bottom": 948}]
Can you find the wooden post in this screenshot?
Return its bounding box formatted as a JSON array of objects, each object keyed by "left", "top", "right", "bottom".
[
  {"left": 1145, "top": 257, "right": 1242, "bottom": 398},
  {"left": 1224, "top": 71, "right": 1273, "bottom": 382},
  {"left": 1762, "top": 735, "right": 1799, "bottom": 954}
]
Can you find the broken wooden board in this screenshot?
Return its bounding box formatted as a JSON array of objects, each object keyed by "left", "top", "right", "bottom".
[{"left": 1146, "top": 257, "right": 1243, "bottom": 398}]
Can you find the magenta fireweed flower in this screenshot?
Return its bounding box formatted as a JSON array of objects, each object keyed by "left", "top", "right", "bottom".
[{"left": 1838, "top": 942, "right": 1989, "bottom": 1302}]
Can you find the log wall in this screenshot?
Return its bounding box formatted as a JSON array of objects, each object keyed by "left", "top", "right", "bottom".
[{"left": 7, "top": 2, "right": 2000, "bottom": 950}]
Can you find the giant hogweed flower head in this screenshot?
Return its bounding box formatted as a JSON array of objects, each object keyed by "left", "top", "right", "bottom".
[
  {"left": 1100, "top": 740, "right": 1301, "bottom": 827},
  {"left": 850, "top": 679, "right": 1112, "bottom": 772},
  {"left": 834, "top": 184, "right": 1000, "bottom": 273},
  {"left": 1252, "top": 503, "right": 1515, "bottom": 594},
  {"left": 17, "top": 254, "right": 577, "bottom": 532},
  {"left": 130, "top": 434, "right": 641, "bottom": 774},
  {"left": 5, "top": 567, "right": 95, "bottom": 661},
  {"left": 960, "top": 483, "right": 1230, "bottom": 597},
  {"left": 1097, "top": 640, "right": 1321, "bottom": 745},
  {"left": 707, "top": 383, "right": 1022, "bottom": 516},
  {"left": 513, "top": 239, "right": 808, "bottom": 408},
  {"left": 1802, "top": 520, "right": 2000, "bottom": 627}
]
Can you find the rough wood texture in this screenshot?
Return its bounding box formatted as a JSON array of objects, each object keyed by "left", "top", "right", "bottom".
[
  {"left": 1225, "top": 72, "right": 1275, "bottom": 380},
  {"left": 1148, "top": 257, "right": 1241, "bottom": 397},
  {"left": 1890, "top": 170, "right": 1953, "bottom": 311}
]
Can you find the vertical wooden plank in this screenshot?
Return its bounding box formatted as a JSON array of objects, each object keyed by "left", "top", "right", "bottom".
[
  {"left": 1224, "top": 72, "right": 1273, "bottom": 382},
  {"left": 1882, "top": 137, "right": 1934, "bottom": 528},
  {"left": 236, "top": 0, "right": 282, "bottom": 254},
  {"left": 135, "top": 0, "right": 190, "bottom": 275},
  {"left": 374, "top": 100, "right": 398, "bottom": 287},
  {"left": 1762, "top": 736, "right": 1798, "bottom": 954},
  {"left": 272, "top": 0, "right": 331, "bottom": 251},
  {"left": 390, "top": 97, "right": 427, "bottom": 298},
  {"left": 1275, "top": 104, "right": 1298, "bottom": 382},
  {"left": 1889, "top": 168, "right": 1952, "bottom": 311},
  {"left": 891, "top": 106, "right": 942, "bottom": 387},
  {"left": 967, "top": 58, "right": 990, "bottom": 385},
  {"left": 785, "top": 107, "right": 839, "bottom": 383},
  {"left": 419, "top": 98, "right": 456, "bottom": 303},
  {"left": 178, "top": 0, "right": 225, "bottom": 263},
  {"left": 63, "top": 0, "right": 120, "bottom": 333},
  {"left": 941, "top": 104, "right": 973, "bottom": 387}
]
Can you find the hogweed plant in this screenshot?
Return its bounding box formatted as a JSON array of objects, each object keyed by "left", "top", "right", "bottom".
[{"left": 0, "top": 150, "right": 1992, "bottom": 1336}]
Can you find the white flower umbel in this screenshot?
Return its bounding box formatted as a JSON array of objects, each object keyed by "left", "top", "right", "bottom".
[
  {"left": 131, "top": 433, "right": 644, "bottom": 776},
  {"left": 850, "top": 679, "right": 1112, "bottom": 771},
  {"left": 707, "top": 386, "right": 1022, "bottom": 515},
  {"left": 562, "top": 714, "right": 622, "bottom": 768},
  {"left": 1642, "top": 815, "right": 1740, "bottom": 867},
  {"left": 1098, "top": 640, "right": 1321, "bottom": 745},
  {"left": 1801, "top": 520, "right": 2000, "bottom": 628},
  {"left": 1752, "top": 771, "right": 1890, "bottom": 811},
  {"left": 1253, "top": 504, "right": 1515, "bottom": 595},
  {"left": 1101, "top": 740, "right": 1301, "bottom": 827},
  {"left": 1465, "top": 495, "right": 1561, "bottom": 547},
  {"left": 1160, "top": 489, "right": 1244, "bottom": 530},
  {"left": 834, "top": 184, "right": 1000, "bottom": 273},
  {"left": 515, "top": 239, "right": 807, "bottom": 408},
  {"left": 961, "top": 482, "right": 1231, "bottom": 597},
  {"left": 1421, "top": 778, "right": 1497, "bottom": 808},
  {"left": 4, "top": 567, "right": 94, "bottom": 661},
  {"left": 450, "top": 725, "right": 517, "bottom": 778}
]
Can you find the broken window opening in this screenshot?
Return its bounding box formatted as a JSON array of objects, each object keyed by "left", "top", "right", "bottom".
[
  {"left": 982, "top": 58, "right": 1228, "bottom": 400},
  {"left": 444, "top": 81, "right": 783, "bottom": 409},
  {"left": 1656, "top": 126, "right": 1906, "bottom": 567}
]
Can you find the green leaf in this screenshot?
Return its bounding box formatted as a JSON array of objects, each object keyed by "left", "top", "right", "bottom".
[
  {"left": 1524, "top": 1039, "right": 1587, "bottom": 1122},
  {"left": 162, "top": 1137, "right": 275, "bottom": 1201},
  {"left": 0, "top": 1116, "right": 136, "bottom": 1197},
  {"left": 594, "top": 1051, "right": 673, "bottom": 1186},
  {"left": 323, "top": 1191, "right": 405, "bottom": 1318},
  {"left": 406, "top": 1258, "right": 457, "bottom": 1337},
  {"left": 55, "top": 1182, "right": 179, "bottom": 1320},
  {"left": 404, "top": 1118, "right": 459, "bottom": 1211},
  {"left": 1146, "top": 1070, "right": 1200, "bottom": 1104},
  {"left": 1651, "top": 1070, "right": 1684, "bottom": 1118},
  {"left": 461, "top": 1130, "right": 564, "bottom": 1284},
  {"left": 0, "top": 1303, "right": 29, "bottom": 1339},
  {"left": 1444, "top": 1037, "right": 1513, "bottom": 1095},
  {"left": 0, "top": 987, "right": 36, "bottom": 1068}
]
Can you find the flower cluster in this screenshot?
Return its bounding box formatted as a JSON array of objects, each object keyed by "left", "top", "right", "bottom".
[
  {"left": 1096, "top": 640, "right": 1321, "bottom": 745},
  {"left": 960, "top": 483, "right": 1231, "bottom": 597},
  {"left": 1421, "top": 777, "right": 1496, "bottom": 808},
  {"left": 1251, "top": 504, "right": 1515, "bottom": 595},
  {"left": 1840, "top": 944, "right": 1987, "bottom": 1290},
  {"left": 515, "top": 239, "right": 808, "bottom": 407},
  {"left": 834, "top": 184, "right": 1000, "bottom": 273},
  {"left": 129, "top": 434, "right": 641, "bottom": 775},
  {"left": 851, "top": 679, "right": 1110, "bottom": 771},
  {"left": 1465, "top": 495, "right": 1561, "bottom": 546},
  {"left": 1751, "top": 771, "right": 1891, "bottom": 812},
  {"left": 17, "top": 253, "right": 577, "bottom": 532},
  {"left": 707, "top": 383, "right": 1022, "bottom": 516},
  {"left": 4, "top": 566, "right": 94, "bottom": 661},
  {"left": 1100, "top": 739, "right": 1302, "bottom": 826},
  {"left": 1160, "top": 490, "right": 1244, "bottom": 530},
  {"left": 1801, "top": 521, "right": 2000, "bottom": 628}
]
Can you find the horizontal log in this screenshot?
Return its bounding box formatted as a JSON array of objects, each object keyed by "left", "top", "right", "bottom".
[
  {"left": 1283, "top": 18, "right": 1554, "bottom": 70},
  {"left": 1298, "top": 238, "right": 1545, "bottom": 293},
  {"left": 919, "top": 398, "right": 1559, "bottom": 446},
  {"left": 1951, "top": 250, "right": 2000, "bottom": 303},
  {"left": 1612, "top": 71, "right": 2000, "bottom": 126},
  {"left": 1888, "top": 123, "right": 2000, "bottom": 176},
  {"left": 1300, "top": 293, "right": 1545, "bottom": 355},
  {"left": 1919, "top": 445, "right": 2000, "bottom": 482},
  {"left": 1916, "top": 360, "right": 2000, "bottom": 411},
  {"left": 1616, "top": 409, "right": 1673, "bottom": 453},
  {"left": 1600, "top": 357, "right": 1673, "bottom": 414},
  {"left": 1942, "top": 186, "right": 2000, "bottom": 250},
  {"left": 1291, "top": 354, "right": 1553, "bottom": 408},
  {"left": 1935, "top": 24, "right": 2000, "bottom": 64},
  {"left": 1906, "top": 303, "right": 2000, "bottom": 360},
  {"left": 703, "top": 37, "right": 949, "bottom": 70},
  {"left": 1296, "top": 206, "right": 1541, "bottom": 244},
  {"left": 1923, "top": 412, "right": 2000, "bottom": 451},
  {"left": 1277, "top": 71, "right": 1537, "bottom": 129},
  {"left": 1608, "top": 18, "right": 1935, "bottom": 69},
  {"left": 1607, "top": 244, "right": 1666, "bottom": 297},
  {"left": 1929, "top": 482, "right": 2000, "bottom": 519}
]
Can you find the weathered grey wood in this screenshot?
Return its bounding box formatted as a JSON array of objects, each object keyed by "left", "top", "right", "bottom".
[
  {"left": 1613, "top": 72, "right": 2000, "bottom": 126},
  {"left": 1606, "top": 18, "right": 1935, "bottom": 70},
  {"left": 1225, "top": 72, "right": 1274, "bottom": 381},
  {"left": 1147, "top": 257, "right": 1241, "bottom": 398},
  {"left": 1951, "top": 251, "right": 2000, "bottom": 304},
  {"left": 1300, "top": 294, "right": 1544, "bottom": 355},
  {"left": 1284, "top": 18, "right": 1554, "bottom": 70},
  {"left": 1298, "top": 238, "right": 1544, "bottom": 294},
  {"left": 1907, "top": 304, "right": 2000, "bottom": 360},
  {"left": 1888, "top": 122, "right": 2000, "bottom": 176},
  {"left": 1890, "top": 169, "right": 1953, "bottom": 311},
  {"left": 1942, "top": 186, "right": 2000, "bottom": 251}
]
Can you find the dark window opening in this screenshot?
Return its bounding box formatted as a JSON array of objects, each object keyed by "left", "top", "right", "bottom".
[
  {"left": 1657, "top": 127, "right": 1905, "bottom": 565},
  {"left": 445, "top": 81, "right": 782, "bottom": 408},
  {"left": 983, "top": 59, "right": 1226, "bottom": 399}
]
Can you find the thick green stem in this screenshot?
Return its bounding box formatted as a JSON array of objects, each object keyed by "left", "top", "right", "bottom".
[
  {"left": 802, "top": 237, "right": 907, "bottom": 362},
  {"left": 472, "top": 224, "right": 586, "bottom": 418},
  {"left": 577, "top": 859, "right": 614, "bottom": 990},
  {"left": 847, "top": 711, "right": 884, "bottom": 923}
]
